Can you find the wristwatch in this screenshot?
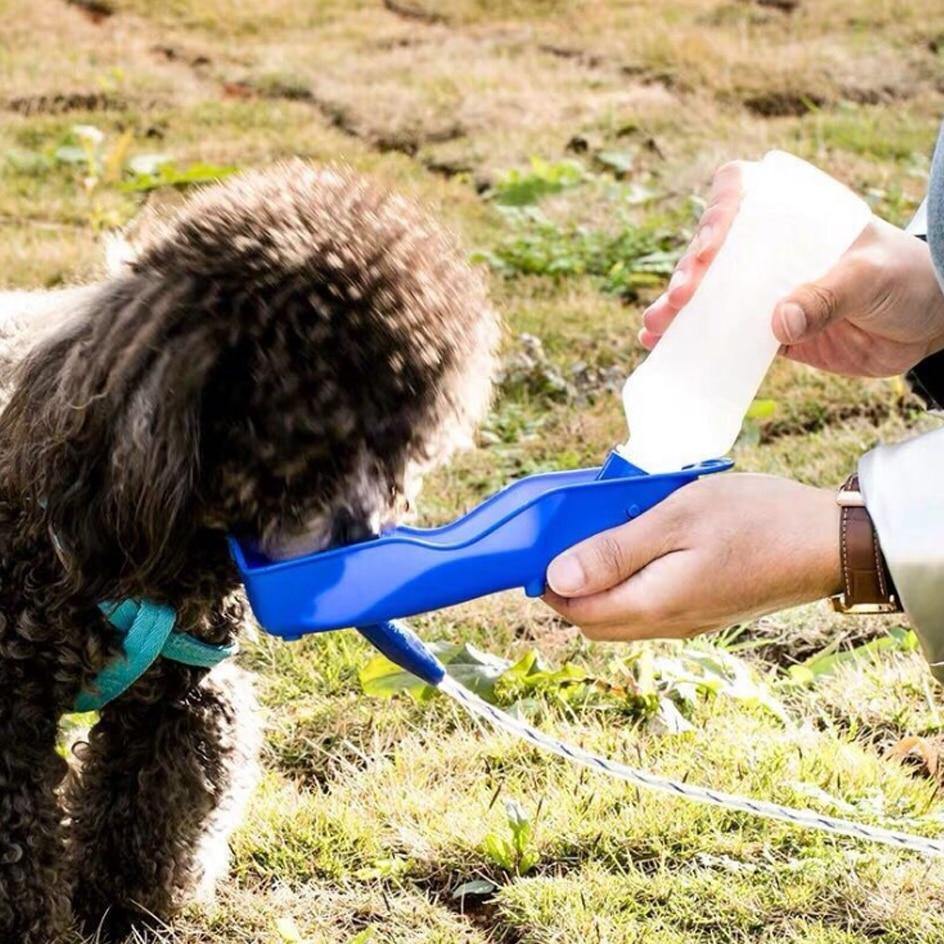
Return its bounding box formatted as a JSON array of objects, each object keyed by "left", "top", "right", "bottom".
[{"left": 832, "top": 474, "right": 902, "bottom": 614}]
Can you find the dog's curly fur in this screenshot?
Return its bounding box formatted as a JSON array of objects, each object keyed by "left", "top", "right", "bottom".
[{"left": 0, "top": 162, "right": 498, "bottom": 941}]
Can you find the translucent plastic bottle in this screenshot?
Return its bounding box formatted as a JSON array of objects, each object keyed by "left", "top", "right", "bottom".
[{"left": 621, "top": 150, "right": 872, "bottom": 473}]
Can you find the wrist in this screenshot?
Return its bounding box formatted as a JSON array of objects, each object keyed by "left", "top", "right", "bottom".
[{"left": 811, "top": 486, "right": 844, "bottom": 600}]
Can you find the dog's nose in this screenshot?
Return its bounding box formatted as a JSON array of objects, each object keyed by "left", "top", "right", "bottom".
[{"left": 329, "top": 509, "right": 376, "bottom": 548}]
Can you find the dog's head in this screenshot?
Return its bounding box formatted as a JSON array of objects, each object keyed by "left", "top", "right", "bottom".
[{"left": 0, "top": 162, "right": 498, "bottom": 600}]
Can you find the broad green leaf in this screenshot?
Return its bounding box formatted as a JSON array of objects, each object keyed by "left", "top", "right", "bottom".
[
  {"left": 359, "top": 641, "right": 509, "bottom": 702},
  {"left": 483, "top": 832, "right": 514, "bottom": 869},
  {"left": 746, "top": 398, "right": 778, "bottom": 420},
  {"left": 54, "top": 145, "right": 87, "bottom": 165},
  {"left": 126, "top": 152, "right": 173, "bottom": 175},
  {"left": 122, "top": 161, "right": 237, "bottom": 192},
  {"left": 518, "top": 850, "right": 540, "bottom": 874},
  {"left": 787, "top": 627, "right": 918, "bottom": 685},
  {"left": 647, "top": 696, "right": 694, "bottom": 735},
  {"left": 452, "top": 879, "right": 498, "bottom": 899},
  {"left": 595, "top": 149, "right": 635, "bottom": 175},
  {"left": 491, "top": 157, "right": 585, "bottom": 206},
  {"left": 358, "top": 640, "right": 460, "bottom": 700}
]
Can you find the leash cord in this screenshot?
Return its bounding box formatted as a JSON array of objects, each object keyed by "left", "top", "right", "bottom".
[{"left": 436, "top": 674, "right": 944, "bottom": 858}]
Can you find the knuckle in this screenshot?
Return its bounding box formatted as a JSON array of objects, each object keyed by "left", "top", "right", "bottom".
[
  {"left": 803, "top": 282, "right": 840, "bottom": 320},
  {"left": 591, "top": 532, "right": 627, "bottom": 582},
  {"left": 848, "top": 248, "right": 884, "bottom": 284}
]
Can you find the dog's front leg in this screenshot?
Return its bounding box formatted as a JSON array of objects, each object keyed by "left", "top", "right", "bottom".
[
  {"left": 67, "top": 661, "right": 260, "bottom": 940},
  {"left": 0, "top": 681, "right": 73, "bottom": 942}
]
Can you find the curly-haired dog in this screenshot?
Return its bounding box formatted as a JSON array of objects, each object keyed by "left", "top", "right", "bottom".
[{"left": 0, "top": 163, "right": 498, "bottom": 942}]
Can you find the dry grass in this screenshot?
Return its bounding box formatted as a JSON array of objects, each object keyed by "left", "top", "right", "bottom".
[{"left": 5, "top": 0, "right": 944, "bottom": 940}]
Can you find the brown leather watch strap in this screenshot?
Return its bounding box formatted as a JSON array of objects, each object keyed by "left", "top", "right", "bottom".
[{"left": 832, "top": 474, "right": 902, "bottom": 614}]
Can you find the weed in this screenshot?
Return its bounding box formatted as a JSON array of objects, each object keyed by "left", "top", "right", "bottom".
[
  {"left": 475, "top": 206, "right": 680, "bottom": 299},
  {"left": 8, "top": 125, "right": 235, "bottom": 198},
  {"left": 488, "top": 157, "right": 586, "bottom": 206},
  {"left": 482, "top": 799, "right": 540, "bottom": 875}
]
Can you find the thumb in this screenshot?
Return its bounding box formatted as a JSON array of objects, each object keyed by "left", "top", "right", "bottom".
[
  {"left": 545, "top": 504, "right": 675, "bottom": 598},
  {"left": 772, "top": 272, "right": 847, "bottom": 346}
]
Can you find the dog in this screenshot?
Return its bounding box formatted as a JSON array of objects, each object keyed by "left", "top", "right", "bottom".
[{"left": 0, "top": 162, "right": 498, "bottom": 941}]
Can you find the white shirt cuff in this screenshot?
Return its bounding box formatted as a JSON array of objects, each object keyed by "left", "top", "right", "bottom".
[
  {"left": 907, "top": 197, "right": 929, "bottom": 238},
  {"left": 859, "top": 426, "right": 944, "bottom": 681}
]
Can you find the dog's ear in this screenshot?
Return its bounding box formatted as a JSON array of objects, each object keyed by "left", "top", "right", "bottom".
[{"left": 0, "top": 273, "right": 217, "bottom": 599}]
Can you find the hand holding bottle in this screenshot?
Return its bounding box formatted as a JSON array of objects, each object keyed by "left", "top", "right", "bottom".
[{"left": 642, "top": 163, "right": 944, "bottom": 378}]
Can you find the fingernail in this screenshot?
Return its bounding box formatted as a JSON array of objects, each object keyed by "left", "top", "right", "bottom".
[
  {"left": 668, "top": 269, "right": 687, "bottom": 294},
  {"left": 779, "top": 302, "right": 807, "bottom": 342},
  {"left": 547, "top": 553, "right": 585, "bottom": 595},
  {"left": 693, "top": 224, "right": 714, "bottom": 257},
  {"left": 644, "top": 292, "right": 667, "bottom": 315}
]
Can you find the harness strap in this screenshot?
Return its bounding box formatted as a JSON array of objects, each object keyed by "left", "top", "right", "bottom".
[{"left": 73, "top": 599, "right": 237, "bottom": 712}]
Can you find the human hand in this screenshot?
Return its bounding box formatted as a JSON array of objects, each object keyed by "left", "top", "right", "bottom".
[
  {"left": 543, "top": 473, "right": 842, "bottom": 641},
  {"left": 642, "top": 162, "right": 944, "bottom": 377}
]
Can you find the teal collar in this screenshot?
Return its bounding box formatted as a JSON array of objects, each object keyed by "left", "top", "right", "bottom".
[{"left": 74, "top": 599, "right": 238, "bottom": 712}]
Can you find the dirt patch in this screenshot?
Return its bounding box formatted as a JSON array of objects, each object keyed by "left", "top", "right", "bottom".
[
  {"left": 839, "top": 83, "right": 906, "bottom": 106},
  {"left": 150, "top": 44, "right": 212, "bottom": 68},
  {"left": 539, "top": 43, "right": 607, "bottom": 70},
  {"left": 739, "top": 615, "right": 887, "bottom": 669},
  {"left": 743, "top": 90, "right": 826, "bottom": 117},
  {"left": 375, "top": 122, "right": 466, "bottom": 156},
  {"left": 65, "top": 0, "right": 113, "bottom": 22},
  {"left": 759, "top": 396, "right": 918, "bottom": 444},
  {"left": 286, "top": 86, "right": 469, "bottom": 161},
  {"left": 383, "top": 0, "right": 448, "bottom": 25},
  {"left": 6, "top": 91, "right": 129, "bottom": 116},
  {"left": 538, "top": 42, "right": 672, "bottom": 87},
  {"left": 422, "top": 154, "right": 476, "bottom": 178},
  {"left": 418, "top": 871, "right": 524, "bottom": 944},
  {"left": 756, "top": 0, "right": 800, "bottom": 11}
]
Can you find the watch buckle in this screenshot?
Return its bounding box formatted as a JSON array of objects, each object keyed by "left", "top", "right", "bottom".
[{"left": 831, "top": 594, "right": 900, "bottom": 615}]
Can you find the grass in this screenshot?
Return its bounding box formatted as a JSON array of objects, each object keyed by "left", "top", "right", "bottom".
[{"left": 4, "top": 0, "right": 944, "bottom": 940}]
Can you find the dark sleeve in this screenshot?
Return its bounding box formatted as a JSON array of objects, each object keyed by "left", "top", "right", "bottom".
[
  {"left": 906, "top": 226, "right": 944, "bottom": 409},
  {"left": 908, "top": 348, "right": 944, "bottom": 410}
]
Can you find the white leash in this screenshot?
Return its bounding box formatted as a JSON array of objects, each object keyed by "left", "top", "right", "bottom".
[{"left": 437, "top": 674, "right": 944, "bottom": 857}]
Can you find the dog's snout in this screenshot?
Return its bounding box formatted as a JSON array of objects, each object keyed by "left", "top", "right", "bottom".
[{"left": 329, "top": 508, "right": 377, "bottom": 549}]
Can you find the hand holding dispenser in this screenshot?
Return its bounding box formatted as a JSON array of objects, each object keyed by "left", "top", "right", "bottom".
[{"left": 621, "top": 150, "right": 873, "bottom": 473}]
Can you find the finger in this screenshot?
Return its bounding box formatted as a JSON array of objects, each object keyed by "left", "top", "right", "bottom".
[
  {"left": 691, "top": 200, "right": 738, "bottom": 263},
  {"left": 772, "top": 287, "right": 841, "bottom": 345},
  {"left": 545, "top": 503, "right": 679, "bottom": 598},
  {"left": 638, "top": 327, "right": 661, "bottom": 349},
  {"left": 661, "top": 166, "right": 747, "bottom": 309},
  {"left": 641, "top": 161, "right": 748, "bottom": 347},
  {"left": 642, "top": 297, "right": 677, "bottom": 335},
  {"left": 707, "top": 160, "right": 747, "bottom": 207},
  {"left": 772, "top": 253, "right": 875, "bottom": 345},
  {"left": 665, "top": 254, "right": 698, "bottom": 308},
  {"left": 544, "top": 552, "right": 693, "bottom": 639}
]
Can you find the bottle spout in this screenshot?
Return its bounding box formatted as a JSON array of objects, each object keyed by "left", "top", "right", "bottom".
[{"left": 595, "top": 448, "right": 648, "bottom": 481}]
